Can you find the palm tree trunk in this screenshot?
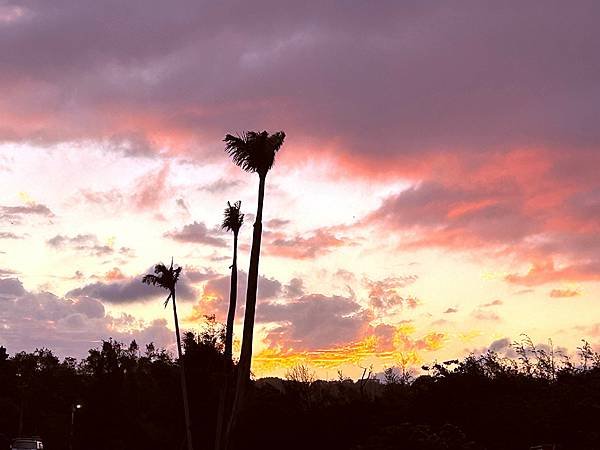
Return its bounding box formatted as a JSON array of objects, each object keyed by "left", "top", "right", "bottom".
[
  {"left": 224, "top": 232, "right": 238, "bottom": 360},
  {"left": 224, "top": 174, "right": 266, "bottom": 449},
  {"left": 214, "top": 232, "right": 238, "bottom": 450},
  {"left": 172, "top": 288, "right": 194, "bottom": 450}
]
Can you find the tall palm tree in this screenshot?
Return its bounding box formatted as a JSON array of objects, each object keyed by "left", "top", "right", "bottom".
[
  {"left": 221, "top": 200, "right": 244, "bottom": 360},
  {"left": 215, "top": 201, "right": 244, "bottom": 450},
  {"left": 142, "top": 259, "right": 194, "bottom": 450},
  {"left": 223, "top": 130, "right": 285, "bottom": 448}
]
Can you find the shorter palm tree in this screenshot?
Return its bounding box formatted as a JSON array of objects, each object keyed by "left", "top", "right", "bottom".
[
  {"left": 221, "top": 200, "right": 244, "bottom": 360},
  {"left": 142, "top": 259, "right": 194, "bottom": 450},
  {"left": 215, "top": 201, "right": 244, "bottom": 450}
]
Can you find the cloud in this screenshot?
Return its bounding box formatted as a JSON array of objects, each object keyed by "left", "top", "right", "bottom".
[
  {"left": 471, "top": 310, "right": 501, "bottom": 322},
  {"left": 364, "top": 276, "right": 419, "bottom": 312},
  {"left": 131, "top": 163, "right": 171, "bottom": 211},
  {"left": 264, "top": 228, "right": 353, "bottom": 259},
  {"left": 365, "top": 149, "right": 600, "bottom": 286},
  {"left": 198, "top": 179, "right": 243, "bottom": 193},
  {"left": 0, "top": 231, "right": 23, "bottom": 239},
  {"left": 283, "top": 277, "right": 305, "bottom": 298},
  {"left": 444, "top": 307, "right": 458, "bottom": 314},
  {"left": 488, "top": 337, "right": 512, "bottom": 353},
  {"left": 0, "top": 277, "right": 27, "bottom": 297},
  {"left": 164, "top": 221, "right": 227, "bottom": 247},
  {"left": 66, "top": 270, "right": 197, "bottom": 304},
  {"left": 505, "top": 260, "right": 600, "bottom": 286},
  {"left": 366, "top": 179, "right": 536, "bottom": 250},
  {"left": 549, "top": 288, "right": 580, "bottom": 298},
  {"left": 0, "top": 277, "right": 175, "bottom": 358},
  {"left": 481, "top": 299, "right": 503, "bottom": 307},
  {"left": 187, "top": 270, "right": 283, "bottom": 322},
  {"left": 184, "top": 266, "right": 220, "bottom": 283},
  {"left": 1, "top": 1, "right": 598, "bottom": 163},
  {"left": 265, "top": 218, "right": 290, "bottom": 229},
  {"left": 259, "top": 293, "right": 368, "bottom": 350},
  {"left": 0, "top": 268, "right": 19, "bottom": 278},
  {"left": 78, "top": 164, "right": 172, "bottom": 214},
  {"left": 0, "top": 203, "right": 54, "bottom": 223},
  {"left": 176, "top": 197, "right": 190, "bottom": 214},
  {"left": 47, "top": 233, "right": 114, "bottom": 256}
]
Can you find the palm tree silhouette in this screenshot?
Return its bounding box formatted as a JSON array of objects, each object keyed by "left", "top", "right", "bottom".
[
  {"left": 142, "top": 259, "right": 194, "bottom": 450},
  {"left": 215, "top": 201, "right": 244, "bottom": 450},
  {"left": 223, "top": 130, "right": 285, "bottom": 448},
  {"left": 221, "top": 201, "right": 244, "bottom": 361}
]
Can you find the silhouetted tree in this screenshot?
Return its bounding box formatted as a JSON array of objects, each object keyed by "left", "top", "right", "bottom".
[
  {"left": 142, "top": 260, "right": 194, "bottom": 450},
  {"left": 215, "top": 201, "right": 244, "bottom": 450},
  {"left": 221, "top": 201, "right": 244, "bottom": 361},
  {"left": 3, "top": 337, "right": 600, "bottom": 450},
  {"left": 223, "top": 130, "right": 285, "bottom": 448}
]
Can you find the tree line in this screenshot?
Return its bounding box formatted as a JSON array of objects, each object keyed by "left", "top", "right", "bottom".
[{"left": 2, "top": 334, "right": 600, "bottom": 450}]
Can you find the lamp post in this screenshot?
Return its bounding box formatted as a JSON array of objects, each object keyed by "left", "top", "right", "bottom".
[
  {"left": 69, "top": 403, "right": 82, "bottom": 450},
  {"left": 16, "top": 372, "right": 24, "bottom": 437}
]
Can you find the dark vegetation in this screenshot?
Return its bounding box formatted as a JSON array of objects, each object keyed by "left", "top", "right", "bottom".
[{"left": 2, "top": 334, "right": 600, "bottom": 450}]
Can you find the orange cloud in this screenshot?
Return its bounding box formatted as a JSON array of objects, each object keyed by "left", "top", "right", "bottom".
[
  {"left": 549, "top": 288, "right": 580, "bottom": 298},
  {"left": 253, "top": 323, "right": 446, "bottom": 376},
  {"left": 505, "top": 260, "right": 600, "bottom": 286}
]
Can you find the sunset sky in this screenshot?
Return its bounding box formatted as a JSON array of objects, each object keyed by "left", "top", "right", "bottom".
[{"left": 1, "top": 0, "right": 599, "bottom": 378}]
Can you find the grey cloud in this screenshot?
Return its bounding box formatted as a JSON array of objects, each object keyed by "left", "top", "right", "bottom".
[
  {"left": 283, "top": 277, "right": 305, "bottom": 298},
  {"left": 0, "top": 231, "right": 23, "bottom": 239},
  {"left": 198, "top": 179, "right": 243, "bottom": 193},
  {"left": 1, "top": 1, "right": 599, "bottom": 158},
  {"left": 489, "top": 338, "right": 511, "bottom": 352},
  {"left": 0, "top": 277, "right": 27, "bottom": 297},
  {"left": 185, "top": 267, "right": 220, "bottom": 283},
  {"left": 66, "top": 272, "right": 196, "bottom": 304},
  {"left": 0, "top": 277, "right": 176, "bottom": 358},
  {"left": 258, "top": 293, "right": 367, "bottom": 349},
  {"left": 47, "top": 233, "right": 114, "bottom": 256},
  {"left": 164, "top": 221, "right": 227, "bottom": 247},
  {"left": 0, "top": 203, "right": 54, "bottom": 223}
]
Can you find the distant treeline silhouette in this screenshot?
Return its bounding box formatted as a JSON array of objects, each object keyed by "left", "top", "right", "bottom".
[{"left": 2, "top": 332, "right": 600, "bottom": 450}]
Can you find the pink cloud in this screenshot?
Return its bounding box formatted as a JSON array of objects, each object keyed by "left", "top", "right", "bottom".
[
  {"left": 505, "top": 260, "right": 600, "bottom": 286},
  {"left": 362, "top": 148, "right": 600, "bottom": 285},
  {"left": 263, "top": 228, "right": 353, "bottom": 259}
]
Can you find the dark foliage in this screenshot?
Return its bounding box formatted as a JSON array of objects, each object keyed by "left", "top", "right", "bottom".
[
  {"left": 2, "top": 337, "right": 600, "bottom": 450},
  {"left": 221, "top": 201, "right": 244, "bottom": 234},
  {"left": 224, "top": 131, "right": 285, "bottom": 177}
]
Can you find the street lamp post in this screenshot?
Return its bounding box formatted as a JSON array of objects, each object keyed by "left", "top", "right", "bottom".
[
  {"left": 69, "top": 403, "right": 82, "bottom": 450},
  {"left": 16, "top": 372, "right": 24, "bottom": 437}
]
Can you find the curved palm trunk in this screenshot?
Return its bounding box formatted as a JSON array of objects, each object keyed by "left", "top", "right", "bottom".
[
  {"left": 224, "top": 174, "right": 266, "bottom": 450},
  {"left": 172, "top": 289, "right": 194, "bottom": 450},
  {"left": 214, "top": 232, "right": 238, "bottom": 450}
]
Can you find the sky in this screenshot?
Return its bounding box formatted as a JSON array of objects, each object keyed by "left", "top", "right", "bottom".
[{"left": 1, "top": 0, "right": 599, "bottom": 378}]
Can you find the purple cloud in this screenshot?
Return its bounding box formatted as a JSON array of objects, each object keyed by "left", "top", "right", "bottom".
[
  {"left": 164, "top": 221, "right": 227, "bottom": 247},
  {"left": 66, "top": 271, "right": 197, "bottom": 304}
]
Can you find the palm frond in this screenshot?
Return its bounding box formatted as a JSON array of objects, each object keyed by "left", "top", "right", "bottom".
[
  {"left": 224, "top": 130, "right": 286, "bottom": 177},
  {"left": 163, "top": 292, "right": 172, "bottom": 308},
  {"left": 142, "top": 274, "right": 161, "bottom": 286},
  {"left": 142, "top": 261, "right": 182, "bottom": 294},
  {"left": 222, "top": 200, "right": 244, "bottom": 233}
]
